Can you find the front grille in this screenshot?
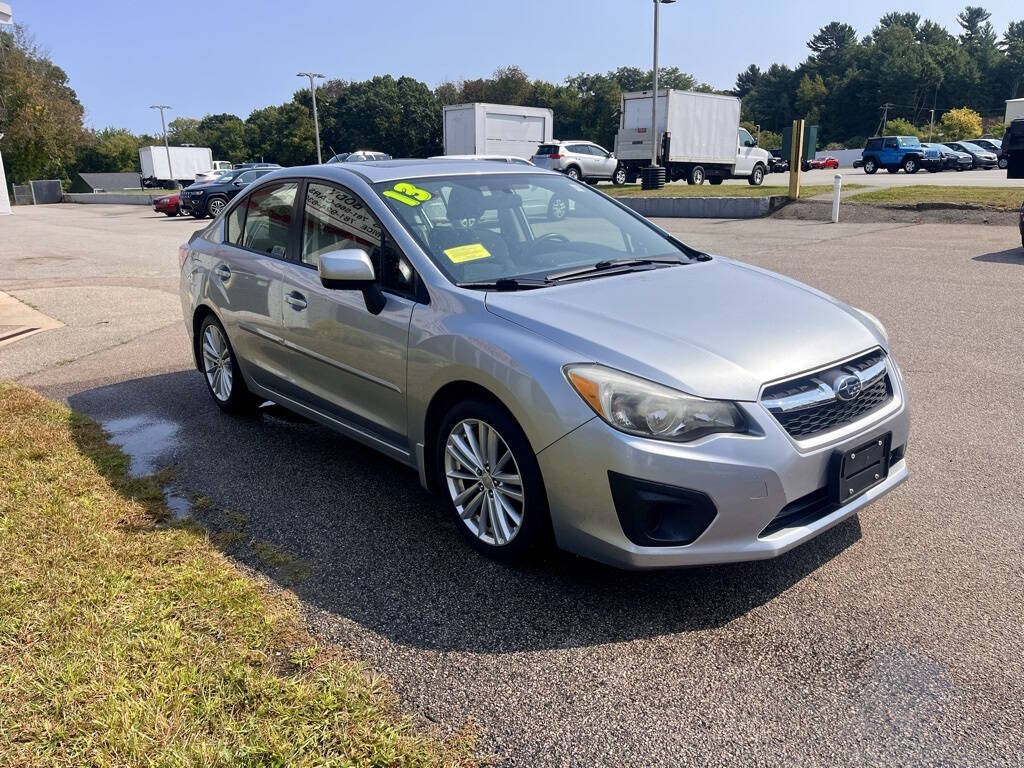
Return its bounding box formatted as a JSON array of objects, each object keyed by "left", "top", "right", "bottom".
[{"left": 762, "top": 349, "right": 893, "bottom": 439}]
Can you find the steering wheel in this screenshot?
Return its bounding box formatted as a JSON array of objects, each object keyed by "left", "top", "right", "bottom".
[{"left": 534, "top": 233, "right": 570, "bottom": 246}]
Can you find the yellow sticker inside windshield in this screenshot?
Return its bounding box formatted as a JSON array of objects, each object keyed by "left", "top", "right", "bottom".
[
  {"left": 383, "top": 182, "right": 432, "bottom": 206},
  {"left": 444, "top": 243, "right": 491, "bottom": 264}
]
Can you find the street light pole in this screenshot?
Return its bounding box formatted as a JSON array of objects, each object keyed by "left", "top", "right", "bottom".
[
  {"left": 149, "top": 104, "right": 173, "bottom": 187},
  {"left": 297, "top": 72, "right": 325, "bottom": 163},
  {"left": 650, "top": 0, "right": 676, "bottom": 169}
]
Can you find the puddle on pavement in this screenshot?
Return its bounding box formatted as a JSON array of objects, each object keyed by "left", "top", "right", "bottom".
[
  {"left": 101, "top": 415, "right": 192, "bottom": 521},
  {"left": 101, "top": 415, "right": 180, "bottom": 478}
]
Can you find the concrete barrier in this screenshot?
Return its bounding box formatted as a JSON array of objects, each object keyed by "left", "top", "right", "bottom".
[
  {"left": 63, "top": 193, "right": 156, "bottom": 206},
  {"left": 618, "top": 195, "right": 788, "bottom": 219}
]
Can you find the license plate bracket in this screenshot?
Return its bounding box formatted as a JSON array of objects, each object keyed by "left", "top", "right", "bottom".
[{"left": 830, "top": 432, "right": 891, "bottom": 505}]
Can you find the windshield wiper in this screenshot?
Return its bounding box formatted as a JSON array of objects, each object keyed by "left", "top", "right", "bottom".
[
  {"left": 456, "top": 277, "right": 549, "bottom": 291},
  {"left": 545, "top": 257, "right": 689, "bottom": 283}
]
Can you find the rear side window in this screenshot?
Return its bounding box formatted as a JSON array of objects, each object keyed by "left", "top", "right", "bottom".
[
  {"left": 226, "top": 202, "right": 246, "bottom": 245},
  {"left": 534, "top": 145, "right": 559, "bottom": 155},
  {"left": 241, "top": 182, "right": 298, "bottom": 257},
  {"left": 865, "top": 138, "right": 882, "bottom": 150}
]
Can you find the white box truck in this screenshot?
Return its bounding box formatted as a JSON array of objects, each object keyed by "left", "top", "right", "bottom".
[
  {"left": 443, "top": 103, "right": 554, "bottom": 160},
  {"left": 139, "top": 146, "right": 214, "bottom": 188},
  {"left": 1005, "top": 98, "right": 1024, "bottom": 124},
  {"left": 614, "top": 90, "right": 772, "bottom": 186}
]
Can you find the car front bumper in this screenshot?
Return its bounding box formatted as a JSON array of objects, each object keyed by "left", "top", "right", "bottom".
[
  {"left": 178, "top": 194, "right": 203, "bottom": 214},
  {"left": 537, "top": 363, "right": 910, "bottom": 569}
]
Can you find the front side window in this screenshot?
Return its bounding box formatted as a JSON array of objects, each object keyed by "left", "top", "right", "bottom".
[
  {"left": 300, "top": 183, "right": 418, "bottom": 297},
  {"left": 241, "top": 182, "right": 297, "bottom": 257},
  {"left": 738, "top": 128, "right": 755, "bottom": 146},
  {"left": 374, "top": 173, "right": 697, "bottom": 285},
  {"left": 883, "top": 139, "right": 898, "bottom": 149}
]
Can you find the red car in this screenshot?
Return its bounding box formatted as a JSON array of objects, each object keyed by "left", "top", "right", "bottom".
[
  {"left": 153, "top": 192, "right": 180, "bottom": 217},
  {"left": 807, "top": 156, "right": 840, "bottom": 170}
]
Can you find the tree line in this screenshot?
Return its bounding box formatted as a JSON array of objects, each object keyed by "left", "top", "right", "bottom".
[{"left": 2, "top": 6, "right": 1022, "bottom": 186}]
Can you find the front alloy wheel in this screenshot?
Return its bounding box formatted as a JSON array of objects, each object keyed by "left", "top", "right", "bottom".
[
  {"left": 436, "top": 401, "right": 549, "bottom": 560},
  {"left": 207, "top": 197, "right": 227, "bottom": 218}
]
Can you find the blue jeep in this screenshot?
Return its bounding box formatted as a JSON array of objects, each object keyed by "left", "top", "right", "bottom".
[{"left": 860, "top": 135, "right": 942, "bottom": 175}]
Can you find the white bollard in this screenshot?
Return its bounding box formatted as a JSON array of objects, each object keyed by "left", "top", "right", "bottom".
[{"left": 831, "top": 173, "right": 842, "bottom": 223}]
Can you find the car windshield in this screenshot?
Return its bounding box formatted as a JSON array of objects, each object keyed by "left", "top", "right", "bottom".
[
  {"left": 214, "top": 171, "right": 241, "bottom": 184},
  {"left": 374, "top": 173, "right": 698, "bottom": 286},
  {"left": 958, "top": 142, "right": 984, "bottom": 152},
  {"left": 898, "top": 137, "right": 922, "bottom": 147}
]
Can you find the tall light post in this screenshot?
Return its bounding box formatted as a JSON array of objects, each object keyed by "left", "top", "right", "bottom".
[
  {"left": 642, "top": 0, "right": 675, "bottom": 189},
  {"left": 149, "top": 104, "right": 173, "bottom": 187},
  {"left": 0, "top": 2, "right": 13, "bottom": 215},
  {"left": 297, "top": 72, "right": 325, "bottom": 163}
]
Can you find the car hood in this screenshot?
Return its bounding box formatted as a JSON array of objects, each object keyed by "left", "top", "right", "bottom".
[{"left": 484, "top": 258, "right": 884, "bottom": 402}]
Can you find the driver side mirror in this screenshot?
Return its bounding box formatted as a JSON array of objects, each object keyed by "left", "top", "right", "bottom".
[
  {"left": 233, "top": 180, "right": 246, "bottom": 186},
  {"left": 318, "top": 248, "right": 386, "bottom": 314}
]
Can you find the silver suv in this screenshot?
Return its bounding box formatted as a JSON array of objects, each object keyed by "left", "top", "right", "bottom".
[
  {"left": 179, "top": 160, "right": 909, "bottom": 569},
  {"left": 531, "top": 141, "right": 622, "bottom": 184}
]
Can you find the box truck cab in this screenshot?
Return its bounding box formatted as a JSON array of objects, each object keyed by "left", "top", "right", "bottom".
[{"left": 613, "top": 90, "right": 772, "bottom": 186}]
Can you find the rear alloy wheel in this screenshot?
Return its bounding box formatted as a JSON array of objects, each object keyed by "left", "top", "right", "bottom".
[
  {"left": 565, "top": 166, "right": 581, "bottom": 181},
  {"left": 999, "top": 157, "right": 1008, "bottom": 169},
  {"left": 687, "top": 165, "right": 706, "bottom": 185},
  {"left": 206, "top": 196, "right": 227, "bottom": 218},
  {"left": 547, "top": 194, "right": 568, "bottom": 221},
  {"left": 864, "top": 158, "right": 878, "bottom": 174},
  {"left": 903, "top": 157, "right": 918, "bottom": 174},
  {"left": 612, "top": 166, "right": 628, "bottom": 186},
  {"left": 198, "top": 315, "right": 256, "bottom": 414},
  {"left": 437, "top": 401, "right": 549, "bottom": 561}
]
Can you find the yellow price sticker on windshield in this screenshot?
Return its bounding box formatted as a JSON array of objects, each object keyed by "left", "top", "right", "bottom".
[
  {"left": 444, "top": 243, "right": 491, "bottom": 264},
  {"left": 383, "top": 182, "right": 432, "bottom": 206}
]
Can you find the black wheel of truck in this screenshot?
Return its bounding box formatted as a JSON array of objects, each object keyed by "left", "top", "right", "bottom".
[
  {"left": 748, "top": 164, "right": 765, "bottom": 186},
  {"left": 863, "top": 158, "right": 878, "bottom": 174},
  {"left": 903, "top": 157, "right": 919, "bottom": 174},
  {"left": 708, "top": 178, "right": 724, "bottom": 185},
  {"left": 687, "top": 166, "right": 705, "bottom": 185},
  {"left": 886, "top": 166, "right": 900, "bottom": 174}
]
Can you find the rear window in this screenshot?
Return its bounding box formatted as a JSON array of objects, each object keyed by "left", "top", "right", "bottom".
[
  {"left": 534, "top": 145, "right": 560, "bottom": 156},
  {"left": 865, "top": 138, "right": 882, "bottom": 150}
]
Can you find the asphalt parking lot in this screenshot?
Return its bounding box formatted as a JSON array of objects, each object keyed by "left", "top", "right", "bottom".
[{"left": 2, "top": 204, "right": 1023, "bottom": 766}]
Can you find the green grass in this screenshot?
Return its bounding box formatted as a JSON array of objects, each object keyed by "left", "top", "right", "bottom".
[
  {"left": 847, "top": 185, "right": 1024, "bottom": 210},
  {"left": 0, "top": 382, "right": 476, "bottom": 767},
  {"left": 603, "top": 183, "right": 863, "bottom": 199}
]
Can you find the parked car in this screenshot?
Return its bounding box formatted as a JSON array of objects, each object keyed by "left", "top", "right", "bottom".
[
  {"left": 531, "top": 141, "right": 620, "bottom": 184},
  {"left": 926, "top": 143, "right": 972, "bottom": 171},
  {"left": 152, "top": 192, "right": 180, "bottom": 217},
  {"left": 944, "top": 141, "right": 998, "bottom": 169},
  {"left": 968, "top": 138, "right": 1005, "bottom": 169},
  {"left": 860, "top": 136, "right": 942, "bottom": 174},
  {"left": 852, "top": 157, "right": 864, "bottom": 169},
  {"left": 178, "top": 159, "right": 909, "bottom": 569},
  {"left": 178, "top": 168, "right": 275, "bottom": 218},
  {"left": 768, "top": 150, "right": 789, "bottom": 173},
  {"left": 431, "top": 154, "right": 535, "bottom": 166},
  {"left": 234, "top": 162, "right": 282, "bottom": 170},
  {"left": 808, "top": 156, "right": 839, "bottom": 170},
  {"left": 195, "top": 168, "right": 233, "bottom": 184},
  {"left": 325, "top": 151, "right": 392, "bottom": 164}
]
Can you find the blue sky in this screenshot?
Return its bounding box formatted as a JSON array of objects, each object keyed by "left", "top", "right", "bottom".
[{"left": 16, "top": 0, "right": 1023, "bottom": 133}]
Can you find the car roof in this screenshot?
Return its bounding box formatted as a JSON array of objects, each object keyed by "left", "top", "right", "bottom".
[{"left": 262, "top": 158, "right": 549, "bottom": 184}]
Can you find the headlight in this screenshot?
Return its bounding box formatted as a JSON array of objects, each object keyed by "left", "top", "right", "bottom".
[
  {"left": 854, "top": 307, "right": 888, "bottom": 341},
  {"left": 564, "top": 364, "right": 745, "bottom": 442}
]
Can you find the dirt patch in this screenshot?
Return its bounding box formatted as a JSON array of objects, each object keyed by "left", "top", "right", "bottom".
[{"left": 773, "top": 199, "right": 1020, "bottom": 226}]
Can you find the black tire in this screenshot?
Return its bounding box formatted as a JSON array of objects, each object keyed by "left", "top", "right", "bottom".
[
  {"left": 886, "top": 166, "right": 900, "bottom": 174},
  {"left": 748, "top": 164, "right": 765, "bottom": 186},
  {"left": 206, "top": 196, "right": 227, "bottom": 218},
  {"left": 903, "top": 157, "right": 919, "bottom": 174},
  {"left": 927, "top": 166, "right": 941, "bottom": 173},
  {"left": 564, "top": 166, "right": 581, "bottom": 181},
  {"left": 164, "top": 211, "right": 178, "bottom": 217},
  {"left": 863, "top": 158, "right": 878, "bottom": 174},
  {"left": 197, "top": 314, "right": 258, "bottom": 415},
  {"left": 708, "top": 177, "right": 724, "bottom": 185},
  {"left": 435, "top": 398, "right": 551, "bottom": 562},
  {"left": 612, "top": 165, "right": 628, "bottom": 186},
  {"left": 687, "top": 165, "right": 705, "bottom": 185},
  {"left": 999, "top": 157, "right": 1008, "bottom": 170}
]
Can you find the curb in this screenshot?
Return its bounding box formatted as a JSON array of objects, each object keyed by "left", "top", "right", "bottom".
[
  {"left": 63, "top": 193, "right": 157, "bottom": 206},
  {"left": 617, "top": 195, "right": 790, "bottom": 219}
]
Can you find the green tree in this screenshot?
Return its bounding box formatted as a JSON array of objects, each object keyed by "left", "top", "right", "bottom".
[
  {"left": 0, "top": 24, "right": 85, "bottom": 183},
  {"left": 999, "top": 20, "right": 1024, "bottom": 98},
  {"left": 939, "top": 106, "right": 983, "bottom": 138},
  {"left": 883, "top": 118, "right": 923, "bottom": 137},
  {"left": 795, "top": 73, "right": 827, "bottom": 123},
  {"left": 197, "top": 114, "right": 247, "bottom": 163},
  {"left": 245, "top": 103, "right": 316, "bottom": 166},
  {"left": 75, "top": 127, "right": 140, "bottom": 173},
  {"left": 733, "top": 65, "right": 761, "bottom": 98},
  {"left": 167, "top": 117, "right": 202, "bottom": 146}
]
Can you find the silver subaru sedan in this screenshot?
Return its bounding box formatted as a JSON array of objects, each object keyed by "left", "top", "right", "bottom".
[{"left": 178, "top": 159, "right": 909, "bottom": 569}]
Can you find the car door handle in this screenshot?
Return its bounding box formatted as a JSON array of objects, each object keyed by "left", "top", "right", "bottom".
[
  {"left": 285, "top": 291, "right": 307, "bottom": 310},
  {"left": 214, "top": 264, "right": 231, "bottom": 281}
]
